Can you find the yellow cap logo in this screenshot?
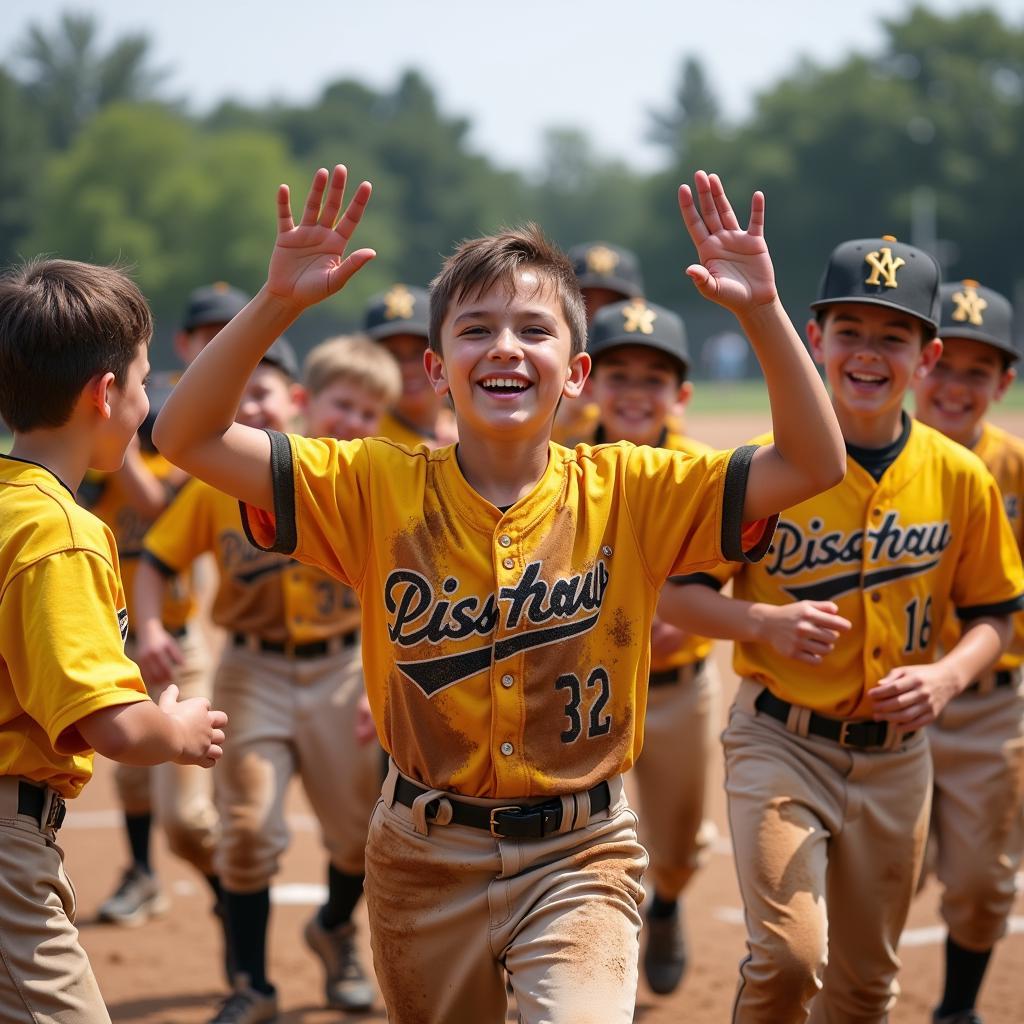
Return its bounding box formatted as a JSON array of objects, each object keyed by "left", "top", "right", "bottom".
[
  {"left": 383, "top": 285, "right": 415, "bottom": 320},
  {"left": 622, "top": 298, "right": 656, "bottom": 335},
  {"left": 952, "top": 281, "right": 987, "bottom": 326},
  {"left": 586, "top": 246, "right": 620, "bottom": 276},
  {"left": 864, "top": 246, "right": 906, "bottom": 289}
]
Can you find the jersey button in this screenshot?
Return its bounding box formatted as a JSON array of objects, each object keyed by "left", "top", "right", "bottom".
[
  {"left": 872, "top": 507, "right": 882, "bottom": 518},
  {"left": 499, "top": 534, "right": 512, "bottom": 547},
  {"left": 501, "top": 674, "right": 514, "bottom": 688},
  {"left": 502, "top": 557, "right": 515, "bottom": 570},
  {"left": 872, "top": 646, "right": 882, "bottom": 659},
  {"left": 500, "top": 742, "right": 514, "bottom": 756},
  {"left": 870, "top": 592, "right": 881, "bottom": 603}
]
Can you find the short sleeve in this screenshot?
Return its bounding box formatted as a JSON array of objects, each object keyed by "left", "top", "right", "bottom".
[
  {"left": 1, "top": 550, "right": 147, "bottom": 752},
  {"left": 953, "top": 469, "right": 1024, "bottom": 620},
  {"left": 143, "top": 479, "right": 216, "bottom": 574},
  {"left": 623, "top": 443, "right": 777, "bottom": 584},
  {"left": 240, "top": 431, "right": 374, "bottom": 587}
]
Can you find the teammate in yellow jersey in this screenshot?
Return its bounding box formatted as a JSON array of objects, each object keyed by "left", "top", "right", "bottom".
[
  {"left": 911, "top": 280, "right": 1024, "bottom": 1024},
  {"left": 153, "top": 163, "right": 845, "bottom": 1023},
  {"left": 566, "top": 297, "right": 719, "bottom": 996},
  {"left": 0, "top": 258, "right": 226, "bottom": 1023},
  {"left": 661, "top": 238, "right": 1024, "bottom": 1024},
  {"left": 87, "top": 281, "right": 248, "bottom": 934},
  {"left": 137, "top": 335, "right": 399, "bottom": 1022},
  {"left": 364, "top": 283, "right": 456, "bottom": 447},
  {"left": 552, "top": 241, "right": 646, "bottom": 446}
]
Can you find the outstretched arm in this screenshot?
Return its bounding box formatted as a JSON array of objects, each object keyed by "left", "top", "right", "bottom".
[
  {"left": 154, "top": 165, "right": 376, "bottom": 510},
  {"left": 679, "top": 171, "right": 845, "bottom": 521}
]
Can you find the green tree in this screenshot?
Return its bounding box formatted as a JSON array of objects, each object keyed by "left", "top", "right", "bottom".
[
  {"left": 648, "top": 56, "right": 721, "bottom": 159},
  {"left": 0, "top": 69, "right": 46, "bottom": 263}
]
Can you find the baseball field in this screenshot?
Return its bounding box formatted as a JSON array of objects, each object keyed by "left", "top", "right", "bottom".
[{"left": 49, "top": 402, "right": 1024, "bottom": 1023}]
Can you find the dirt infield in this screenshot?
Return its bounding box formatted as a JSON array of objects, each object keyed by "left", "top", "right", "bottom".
[{"left": 62, "top": 408, "right": 1024, "bottom": 1023}]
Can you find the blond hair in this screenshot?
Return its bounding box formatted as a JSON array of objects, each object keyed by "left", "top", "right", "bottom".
[{"left": 303, "top": 333, "right": 402, "bottom": 405}]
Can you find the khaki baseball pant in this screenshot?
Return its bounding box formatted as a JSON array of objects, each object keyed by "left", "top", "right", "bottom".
[
  {"left": 213, "top": 641, "right": 381, "bottom": 892},
  {"left": 724, "top": 679, "right": 932, "bottom": 1024},
  {"left": 0, "top": 780, "right": 111, "bottom": 1024},
  {"left": 364, "top": 761, "right": 648, "bottom": 1024},
  {"left": 925, "top": 671, "right": 1024, "bottom": 951},
  {"left": 629, "top": 658, "right": 720, "bottom": 899},
  {"left": 114, "top": 628, "right": 219, "bottom": 874}
]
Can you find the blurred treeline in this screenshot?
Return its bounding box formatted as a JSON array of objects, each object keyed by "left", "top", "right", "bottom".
[{"left": 2, "top": 5, "right": 1023, "bottom": 372}]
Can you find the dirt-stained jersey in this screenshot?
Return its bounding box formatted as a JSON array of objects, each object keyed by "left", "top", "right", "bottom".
[
  {"left": 84, "top": 451, "right": 193, "bottom": 632},
  {"left": 143, "top": 478, "right": 359, "bottom": 644},
  {"left": 0, "top": 456, "right": 148, "bottom": 797},
  {"left": 241, "top": 432, "right": 775, "bottom": 798},
  {"left": 692, "top": 420, "right": 1024, "bottom": 717},
  {"left": 939, "top": 420, "right": 1024, "bottom": 670}
]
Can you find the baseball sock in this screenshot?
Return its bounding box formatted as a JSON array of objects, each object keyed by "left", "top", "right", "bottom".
[
  {"left": 936, "top": 936, "right": 992, "bottom": 1016},
  {"left": 224, "top": 888, "right": 273, "bottom": 994},
  {"left": 125, "top": 813, "right": 152, "bottom": 873},
  {"left": 648, "top": 893, "right": 678, "bottom": 920},
  {"left": 319, "top": 866, "right": 365, "bottom": 929}
]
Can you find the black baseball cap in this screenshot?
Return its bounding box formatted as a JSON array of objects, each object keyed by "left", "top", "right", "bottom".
[
  {"left": 810, "top": 235, "right": 941, "bottom": 331},
  {"left": 569, "top": 242, "right": 645, "bottom": 299},
  {"left": 588, "top": 299, "right": 689, "bottom": 377},
  {"left": 364, "top": 284, "right": 430, "bottom": 341},
  {"left": 260, "top": 336, "right": 299, "bottom": 381},
  {"left": 181, "top": 282, "right": 250, "bottom": 331},
  {"left": 938, "top": 280, "right": 1017, "bottom": 362}
]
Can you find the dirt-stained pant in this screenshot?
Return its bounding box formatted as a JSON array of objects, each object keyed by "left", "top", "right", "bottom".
[
  {"left": 724, "top": 680, "right": 932, "bottom": 1024},
  {"left": 924, "top": 671, "right": 1024, "bottom": 951},
  {"left": 114, "top": 628, "right": 219, "bottom": 874},
  {"left": 364, "top": 761, "right": 648, "bottom": 1024},
  {"left": 214, "top": 641, "right": 381, "bottom": 892},
  {"left": 0, "top": 780, "right": 111, "bottom": 1024},
  {"left": 629, "top": 658, "right": 720, "bottom": 899}
]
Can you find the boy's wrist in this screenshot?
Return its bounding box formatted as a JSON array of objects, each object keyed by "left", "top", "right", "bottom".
[
  {"left": 735, "top": 294, "right": 785, "bottom": 334},
  {"left": 254, "top": 284, "right": 306, "bottom": 327}
]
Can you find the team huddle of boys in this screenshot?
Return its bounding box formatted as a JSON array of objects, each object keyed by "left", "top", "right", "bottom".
[{"left": 0, "top": 166, "right": 1022, "bottom": 1024}]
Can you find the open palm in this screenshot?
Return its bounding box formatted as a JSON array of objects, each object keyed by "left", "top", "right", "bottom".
[
  {"left": 267, "top": 165, "right": 376, "bottom": 308},
  {"left": 678, "top": 171, "right": 777, "bottom": 312}
]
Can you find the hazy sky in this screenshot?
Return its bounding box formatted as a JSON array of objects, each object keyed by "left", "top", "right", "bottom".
[{"left": 4, "top": 0, "right": 1021, "bottom": 172}]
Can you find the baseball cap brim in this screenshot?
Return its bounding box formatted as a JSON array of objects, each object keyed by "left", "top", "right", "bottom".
[
  {"left": 590, "top": 338, "right": 689, "bottom": 377},
  {"left": 937, "top": 326, "right": 1020, "bottom": 361},
  {"left": 809, "top": 295, "right": 938, "bottom": 333},
  {"left": 365, "top": 319, "right": 430, "bottom": 342},
  {"left": 577, "top": 275, "right": 644, "bottom": 299}
]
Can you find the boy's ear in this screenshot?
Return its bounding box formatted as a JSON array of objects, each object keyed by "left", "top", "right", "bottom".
[
  {"left": 89, "top": 372, "right": 117, "bottom": 421},
  {"left": 291, "top": 383, "right": 309, "bottom": 412},
  {"left": 424, "top": 349, "right": 449, "bottom": 396},
  {"left": 995, "top": 365, "right": 1017, "bottom": 401},
  {"left": 676, "top": 380, "right": 695, "bottom": 406},
  {"left": 915, "top": 337, "right": 944, "bottom": 378},
  {"left": 563, "top": 352, "right": 592, "bottom": 400},
  {"left": 805, "top": 318, "right": 825, "bottom": 364}
]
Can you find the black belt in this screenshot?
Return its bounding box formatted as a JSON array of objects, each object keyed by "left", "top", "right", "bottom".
[
  {"left": 649, "top": 659, "right": 706, "bottom": 688},
  {"left": 754, "top": 690, "right": 914, "bottom": 750},
  {"left": 17, "top": 781, "right": 66, "bottom": 832},
  {"left": 393, "top": 776, "right": 612, "bottom": 839},
  {"left": 232, "top": 632, "right": 358, "bottom": 658},
  {"left": 963, "top": 669, "right": 1016, "bottom": 694},
  {"left": 128, "top": 623, "right": 187, "bottom": 642}
]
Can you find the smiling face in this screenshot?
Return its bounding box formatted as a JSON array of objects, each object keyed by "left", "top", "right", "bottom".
[
  {"left": 425, "top": 269, "right": 590, "bottom": 444},
  {"left": 588, "top": 345, "right": 687, "bottom": 446},
  {"left": 303, "top": 377, "right": 389, "bottom": 442},
  {"left": 236, "top": 364, "right": 300, "bottom": 433},
  {"left": 808, "top": 302, "right": 942, "bottom": 441},
  {"left": 913, "top": 336, "right": 1015, "bottom": 447},
  {"left": 379, "top": 332, "right": 437, "bottom": 420}
]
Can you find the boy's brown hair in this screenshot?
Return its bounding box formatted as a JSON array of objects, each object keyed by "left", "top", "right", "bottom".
[
  {"left": 429, "top": 224, "right": 587, "bottom": 359},
  {"left": 303, "top": 333, "right": 402, "bottom": 405},
  {"left": 0, "top": 258, "right": 152, "bottom": 432}
]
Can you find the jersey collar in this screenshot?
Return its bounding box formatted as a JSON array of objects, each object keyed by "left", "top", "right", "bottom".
[{"left": 0, "top": 452, "right": 76, "bottom": 498}]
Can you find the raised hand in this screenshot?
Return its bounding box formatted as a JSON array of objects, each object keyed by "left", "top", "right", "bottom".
[
  {"left": 678, "top": 170, "right": 777, "bottom": 313},
  {"left": 267, "top": 165, "right": 376, "bottom": 309}
]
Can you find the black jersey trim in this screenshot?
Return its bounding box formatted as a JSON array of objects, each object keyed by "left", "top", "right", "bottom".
[
  {"left": 956, "top": 593, "right": 1024, "bottom": 621},
  {"left": 0, "top": 452, "right": 76, "bottom": 498},
  {"left": 721, "top": 445, "right": 778, "bottom": 563},
  {"left": 667, "top": 572, "right": 724, "bottom": 590},
  {"left": 140, "top": 549, "right": 178, "bottom": 578},
  {"left": 239, "top": 429, "right": 298, "bottom": 555}
]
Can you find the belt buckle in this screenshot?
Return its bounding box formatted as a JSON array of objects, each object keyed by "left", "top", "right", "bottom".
[
  {"left": 44, "top": 793, "right": 66, "bottom": 833},
  {"left": 838, "top": 720, "right": 855, "bottom": 748},
  {"left": 489, "top": 806, "right": 520, "bottom": 838}
]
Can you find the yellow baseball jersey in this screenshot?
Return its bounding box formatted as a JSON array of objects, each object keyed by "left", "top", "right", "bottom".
[
  {"left": 938, "top": 420, "right": 1024, "bottom": 670},
  {"left": 241, "top": 431, "right": 775, "bottom": 798},
  {"left": 143, "top": 478, "right": 359, "bottom": 643},
  {"left": 0, "top": 456, "right": 148, "bottom": 798},
  {"left": 551, "top": 400, "right": 601, "bottom": 447},
  {"left": 692, "top": 420, "right": 1024, "bottom": 717},
  {"left": 85, "top": 451, "right": 193, "bottom": 632}
]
